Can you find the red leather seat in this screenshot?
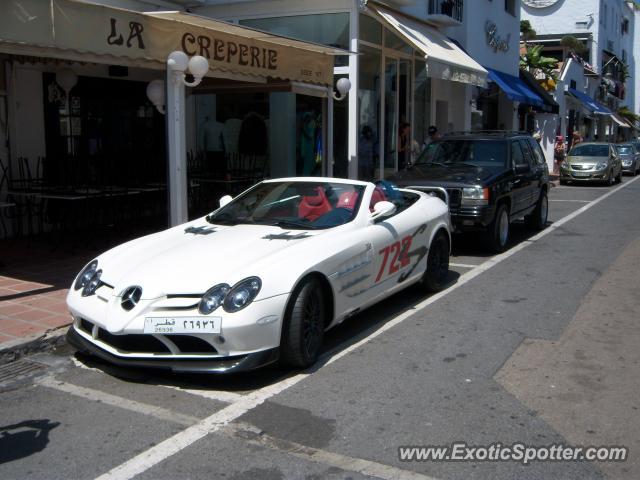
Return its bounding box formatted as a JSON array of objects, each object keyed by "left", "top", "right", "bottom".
[
  {"left": 298, "top": 187, "right": 332, "bottom": 221},
  {"left": 369, "top": 187, "right": 387, "bottom": 211},
  {"left": 336, "top": 191, "right": 359, "bottom": 210}
]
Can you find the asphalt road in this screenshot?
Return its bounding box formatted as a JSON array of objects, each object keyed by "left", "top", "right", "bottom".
[{"left": 2, "top": 176, "right": 640, "bottom": 480}]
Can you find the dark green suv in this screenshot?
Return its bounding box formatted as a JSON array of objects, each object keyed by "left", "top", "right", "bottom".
[{"left": 392, "top": 132, "right": 550, "bottom": 252}]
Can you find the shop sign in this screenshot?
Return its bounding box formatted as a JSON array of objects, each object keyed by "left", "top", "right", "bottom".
[{"left": 485, "top": 21, "right": 510, "bottom": 53}]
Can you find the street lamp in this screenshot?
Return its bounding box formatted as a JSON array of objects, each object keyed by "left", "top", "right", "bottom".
[
  {"left": 333, "top": 77, "right": 352, "bottom": 101},
  {"left": 146, "top": 79, "right": 165, "bottom": 114},
  {"left": 167, "top": 51, "right": 209, "bottom": 87}
]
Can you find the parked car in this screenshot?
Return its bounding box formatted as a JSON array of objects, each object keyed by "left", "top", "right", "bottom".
[
  {"left": 560, "top": 142, "right": 622, "bottom": 185},
  {"left": 66, "top": 178, "right": 451, "bottom": 373},
  {"left": 617, "top": 143, "right": 640, "bottom": 175},
  {"left": 392, "top": 131, "right": 549, "bottom": 253}
]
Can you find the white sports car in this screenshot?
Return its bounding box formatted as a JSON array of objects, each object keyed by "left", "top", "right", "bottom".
[{"left": 66, "top": 177, "right": 451, "bottom": 373}]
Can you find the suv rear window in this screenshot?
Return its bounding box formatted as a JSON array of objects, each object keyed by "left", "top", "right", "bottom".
[{"left": 417, "top": 140, "right": 508, "bottom": 168}]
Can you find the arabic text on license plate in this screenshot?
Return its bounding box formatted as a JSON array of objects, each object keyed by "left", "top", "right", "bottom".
[
  {"left": 143, "top": 317, "right": 221, "bottom": 334},
  {"left": 573, "top": 171, "right": 591, "bottom": 177}
]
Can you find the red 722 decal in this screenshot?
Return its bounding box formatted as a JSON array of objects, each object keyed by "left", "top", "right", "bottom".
[{"left": 375, "top": 235, "right": 413, "bottom": 282}]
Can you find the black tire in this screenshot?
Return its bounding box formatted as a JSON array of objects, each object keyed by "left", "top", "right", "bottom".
[
  {"left": 606, "top": 170, "right": 614, "bottom": 186},
  {"left": 421, "top": 231, "right": 450, "bottom": 293},
  {"left": 615, "top": 169, "right": 622, "bottom": 184},
  {"left": 484, "top": 203, "right": 510, "bottom": 253},
  {"left": 524, "top": 190, "right": 548, "bottom": 231},
  {"left": 559, "top": 179, "right": 567, "bottom": 185},
  {"left": 280, "top": 278, "right": 326, "bottom": 368}
]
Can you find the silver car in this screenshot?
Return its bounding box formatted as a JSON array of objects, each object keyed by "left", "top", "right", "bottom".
[
  {"left": 617, "top": 143, "right": 640, "bottom": 175},
  {"left": 560, "top": 142, "right": 623, "bottom": 185}
]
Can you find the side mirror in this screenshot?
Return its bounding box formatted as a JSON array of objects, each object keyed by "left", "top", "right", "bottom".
[
  {"left": 514, "top": 163, "right": 529, "bottom": 174},
  {"left": 370, "top": 201, "right": 396, "bottom": 221},
  {"left": 219, "top": 195, "right": 233, "bottom": 208}
]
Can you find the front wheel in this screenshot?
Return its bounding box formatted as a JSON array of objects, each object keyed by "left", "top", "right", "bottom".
[
  {"left": 525, "top": 190, "right": 548, "bottom": 231},
  {"left": 280, "top": 278, "right": 326, "bottom": 368},
  {"left": 615, "top": 169, "right": 622, "bottom": 184},
  {"left": 421, "top": 231, "right": 450, "bottom": 292},
  {"left": 484, "top": 203, "right": 510, "bottom": 253},
  {"left": 606, "top": 170, "right": 614, "bottom": 186}
]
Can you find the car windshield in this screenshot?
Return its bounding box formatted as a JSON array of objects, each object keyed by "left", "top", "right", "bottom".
[
  {"left": 570, "top": 144, "right": 609, "bottom": 157},
  {"left": 415, "top": 140, "right": 508, "bottom": 168},
  {"left": 206, "top": 181, "right": 366, "bottom": 230},
  {"left": 616, "top": 145, "right": 633, "bottom": 155}
]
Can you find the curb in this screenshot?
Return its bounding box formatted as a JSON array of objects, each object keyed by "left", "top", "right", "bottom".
[{"left": 0, "top": 325, "right": 70, "bottom": 365}]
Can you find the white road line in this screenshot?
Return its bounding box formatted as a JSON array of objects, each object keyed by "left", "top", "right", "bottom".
[
  {"left": 449, "top": 262, "right": 479, "bottom": 268},
  {"left": 223, "top": 422, "right": 438, "bottom": 480},
  {"left": 548, "top": 199, "right": 591, "bottom": 203},
  {"left": 159, "top": 385, "right": 244, "bottom": 404},
  {"left": 38, "top": 376, "right": 199, "bottom": 427},
  {"left": 94, "top": 175, "right": 640, "bottom": 480}
]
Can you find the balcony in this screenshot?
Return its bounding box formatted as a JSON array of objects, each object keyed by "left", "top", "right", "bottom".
[{"left": 427, "top": 0, "right": 463, "bottom": 26}]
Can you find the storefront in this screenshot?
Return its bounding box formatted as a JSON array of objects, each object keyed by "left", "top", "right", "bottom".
[
  {"left": 191, "top": 0, "right": 488, "bottom": 181},
  {"left": 0, "top": 0, "right": 339, "bottom": 237}
]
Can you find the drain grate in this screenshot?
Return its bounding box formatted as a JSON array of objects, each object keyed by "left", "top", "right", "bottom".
[{"left": 0, "top": 359, "right": 47, "bottom": 384}]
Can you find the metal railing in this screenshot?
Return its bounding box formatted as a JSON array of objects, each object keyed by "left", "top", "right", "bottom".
[{"left": 428, "top": 0, "right": 464, "bottom": 23}]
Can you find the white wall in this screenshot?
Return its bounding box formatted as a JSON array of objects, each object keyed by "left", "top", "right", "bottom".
[{"left": 450, "top": 0, "right": 521, "bottom": 75}]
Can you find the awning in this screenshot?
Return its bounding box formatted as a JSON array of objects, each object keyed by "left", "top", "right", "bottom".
[
  {"left": 519, "top": 69, "right": 559, "bottom": 114},
  {"left": 0, "top": 0, "right": 340, "bottom": 85},
  {"left": 610, "top": 112, "right": 631, "bottom": 128},
  {"left": 486, "top": 68, "right": 544, "bottom": 107},
  {"left": 365, "top": 2, "right": 487, "bottom": 87},
  {"left": 566, "top": 88, "right": 612, "bottom": 115}
]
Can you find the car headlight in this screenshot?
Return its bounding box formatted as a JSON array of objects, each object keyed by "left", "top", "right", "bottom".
[
  {"left": 198, "top": 284, "right": 230, "bottom": 315},
  {"left": 561, "top": 161, "right": 571, "bottom": 170},
  {"left": 82, "top": 270, "right": 102, "bottom": 297},
  {"left": 74, "top": 260, "right": 98, "bottom": 291},
  {"left": 461, "top": 187, "right": 489, "bottom": 206},
  {"left": 223, "top": 277, "right": 262, "bottom": 313},
  {"left": 595, "top": 161, "right": 608, "bottom": 170}
]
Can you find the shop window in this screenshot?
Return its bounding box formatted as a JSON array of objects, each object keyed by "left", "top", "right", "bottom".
[
  {"left": 384, "top": 29, "right": 412, "bottom": 55},
  {"left": 413, "top": 59, "right": 431, "bottom": 149},
  {"left": 360, "top": 13, "right": 382, "bottom": 45},
  {"left": 358, "top": 45, "right": 382, "bottom": 181},
  {"left": 240, "top": 13, "right": 350, "bottom": 50}
]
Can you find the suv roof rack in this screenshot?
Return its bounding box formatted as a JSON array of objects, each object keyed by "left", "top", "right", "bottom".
[{"left": 444, "top": 130, "right": 531, "bottom": 138}]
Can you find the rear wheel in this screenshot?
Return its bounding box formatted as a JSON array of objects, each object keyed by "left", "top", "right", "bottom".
[
  {"left": 421, "top": 231, "right": 450, "bottom": 292},
  {"left": 525, "top": 190, "right": 548, "bottom": 231},
  {"left": 484, "top": 203, "right": 510, "bottom": 253},
  {"left": 280, "top": 278, "right": 326, "bottom": 368}
]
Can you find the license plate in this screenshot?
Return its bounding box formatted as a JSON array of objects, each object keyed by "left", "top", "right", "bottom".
[
  {"left": 573, "top": 171, "right": 591, "bottom": 177},
  {"left": 143, "top": 317, "right": 221, "bottom": 334}
]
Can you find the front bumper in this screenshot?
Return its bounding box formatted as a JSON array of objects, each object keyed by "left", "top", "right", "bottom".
[
  {"left": 450, "top": 204, "right": 496, "bottom": 232},
  {"left": 67, "top": 326, "right": 280, "bottom": 373},
  {"left": 622, "top": 163, "right": 636, "bottom": 173},
  {"left": 560, "top": 168, "right": 608, "bottom": 181}
]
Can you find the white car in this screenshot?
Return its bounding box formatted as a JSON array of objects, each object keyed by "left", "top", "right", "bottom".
[{"left": 66, "top": 178, "right": 451, "bottom": 373}]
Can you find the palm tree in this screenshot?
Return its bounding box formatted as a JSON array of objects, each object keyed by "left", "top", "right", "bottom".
[{"left": 520, "top": 44, "right": 559, "bottom": 88}]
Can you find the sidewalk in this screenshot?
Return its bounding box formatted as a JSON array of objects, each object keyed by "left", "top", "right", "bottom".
[{"left": 0, "top": 243, "right": 97, "bottom": 359}]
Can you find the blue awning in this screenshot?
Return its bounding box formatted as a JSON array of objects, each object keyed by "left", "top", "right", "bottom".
[
  {"left": 485, "top": 68, "right": 544, "bottom": 107},
  {"left": 567, "top": 88, "right": 612, "bottom": 115}
]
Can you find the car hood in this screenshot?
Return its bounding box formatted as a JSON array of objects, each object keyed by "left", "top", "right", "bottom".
[
  {"left": 391, "top": 164, "right": 508, "bottom": 188},
  {"left": 567, "top": 156, "right": 608, "bottom": 165},
  {"left": 94, "top": 220, "right": 324, "bottom": 298}
]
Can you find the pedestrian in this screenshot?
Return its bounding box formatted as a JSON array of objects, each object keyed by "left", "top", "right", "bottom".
[
  {"left": 572, "top": 130, "right": 583, "bottom": 147},
  {"left": 425, "top": 125, "right": 441, "bottom": 146},
  {"left": 553, "top": 135, "right": 566, "bottom": 175},
  {"left": 398, "top": 122, "right": 411, "bottom": 170}
]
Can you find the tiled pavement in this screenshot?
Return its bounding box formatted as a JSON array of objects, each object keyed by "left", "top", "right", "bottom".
[{"left": 0, "top": 243, "right": 98, "bottom": 348}]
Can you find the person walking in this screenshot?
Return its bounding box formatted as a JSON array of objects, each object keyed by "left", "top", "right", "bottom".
[{"left": 553, "top": 135, "right": 566, "bottom": 175}]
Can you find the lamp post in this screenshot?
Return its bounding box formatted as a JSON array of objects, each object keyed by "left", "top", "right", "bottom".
[{"left": 163, "top": 51, "right": 209, "bottom": 227}]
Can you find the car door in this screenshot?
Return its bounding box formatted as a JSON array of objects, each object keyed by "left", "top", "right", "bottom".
[
  {"left": 525, "top": 138, "right": 548, "bottom": 203},
  {"left": 510, "top": 140, "right": 534, "bottom": 216},
  {"left": 610, "top": 144, "right": 622, "bottom": 176},
  {"left": 362, "top": 192, "right": 428, "bottom": 305}
]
